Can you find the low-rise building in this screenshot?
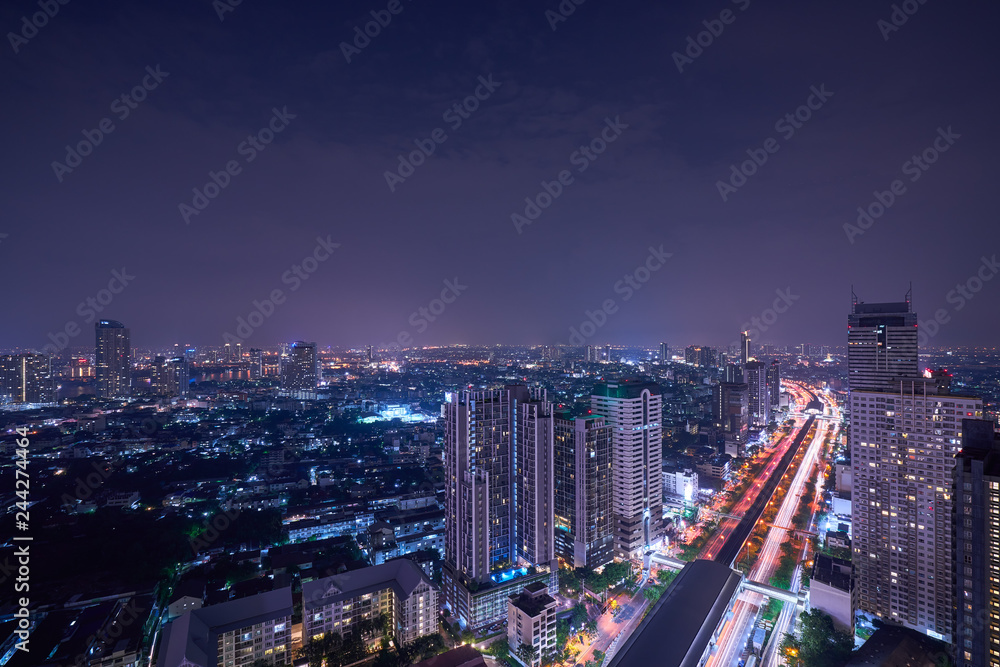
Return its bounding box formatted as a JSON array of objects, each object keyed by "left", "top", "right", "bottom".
[
  {"left": 662, "top": 468, "right": 698, "bottom": 503},
  {"left": 302, "top": 559, "right": 438, "bottom": 649},
  {"left": 810, "top": 554, "right": 853, "bottom": 633},
  {"left": 507, "top": 582, "right": 557, "bottom": 667},
  {"left": 157, "top": 588, "right": 293, "bottom": 667}
]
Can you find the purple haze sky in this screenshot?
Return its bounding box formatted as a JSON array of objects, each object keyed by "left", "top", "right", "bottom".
[{"left": 2, "top": 0, "right": 1000, "bottom": 351}]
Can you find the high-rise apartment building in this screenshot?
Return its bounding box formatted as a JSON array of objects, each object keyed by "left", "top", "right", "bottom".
[
  {"left": 954, "top": 419, "right": 1000, "bottom": 667},
  {"left": 511, "top": 386, "right": 555, "bottom": 567},
  {"left": 848, "top": 291, "right": 918, "bottom": 392},
  {"left": 151, "top": 356, "right": 188, "bottom": 397},
  {"left": 280, "top": 341, "right": 317, "bottom": 391},
  {"left": 95, "top": 320, "right": 131, "bottom": 399},
  {"left": 766, "top": 360, "right": 780, "bottom": 408},
  {"left": 684, "top": 346, "right": 716, "bottom": 368},
  {"left": 713, "top": 381, "right": 748, "bottom": 457},
  {"left": 443, "top": 388, "right": 513, "bottom": 585},
  {"left": 850, "top": 377, "right": 982, "bottom": 643},
  {"left": 591, "top": 381, "right": 663, "bottom": 559},
  {"left": 553, "top": 413, "right": 614, "bottom": 569},
  {"left": 659, "top": 342, "right": 668, "bottom": 362},
  {"left": 248, "top": 348, "right": 263, "bottom": 379},
  {"left": 0, "top": 353, "right": 53, "bottom": 404},
  {"left": 441, "top": 387, "right": 558, "bottom": 629},
  {"left": 745, "top": 360, "right": 770, "bottom": 430}
]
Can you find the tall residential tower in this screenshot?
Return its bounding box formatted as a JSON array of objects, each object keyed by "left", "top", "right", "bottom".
[
  {"left": 95, "top": 320, "right": 130, "bottom": 399},
  {"left": 591, "top": 381, "right": 663, "bottom": 559}
]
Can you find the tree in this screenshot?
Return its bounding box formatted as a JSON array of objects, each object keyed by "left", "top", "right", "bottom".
[
  {"left": 483, "top": 636, "right": 510, "bottom": 660},
  {"left": 643, "top": 583, "right": 666, "bottom": 602},
  {"left": 517, "top": 642, "right": 539, "bottom": 665},
  {"left": 789, "top": 609, "right": 854, "bottom": 667}
]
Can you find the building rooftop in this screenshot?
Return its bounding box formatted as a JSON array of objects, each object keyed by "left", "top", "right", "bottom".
[
  {"left": 509, "top": 587, "right": 556, "bottom": 617},
  {"left": 844, "top": 625, "right": 949, "bottom": 666},
  {"left": 811, "top": 553, "right": 851, "bottom": 592},
  {"left": 157, "top": 588, "right": 293, "bottom": 667},
  {"left": 607, "top": 560, "right": 742, "bottom": 667},
  {"left": 302, "top": 559, "right": 433, "bottom": 611},
  {"left": 592, "top": 380, "right": 661, "bottom": 399}
]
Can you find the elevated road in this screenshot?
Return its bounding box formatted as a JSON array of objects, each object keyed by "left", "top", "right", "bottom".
[{"left": 713, "top": 412, "right": 817, "bottom": 567}]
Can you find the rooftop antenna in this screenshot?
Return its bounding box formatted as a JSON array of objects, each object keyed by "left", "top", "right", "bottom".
[
  {"left": 905, "top": 282, "right": 912, "bottom": 311},
  {"left": 851, "top": 285, "right": 858, "bottom": 309}
]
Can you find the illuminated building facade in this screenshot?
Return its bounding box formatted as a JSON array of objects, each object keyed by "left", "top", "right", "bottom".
[
  {"left": 591, "top": 381, "right": 663, "bottom": 559},
  {"left": 95, "top": 319, "right": 131, "bottom": 399},
  {"left": 553, "top": 413, "right": 614, "bottom": 569}
]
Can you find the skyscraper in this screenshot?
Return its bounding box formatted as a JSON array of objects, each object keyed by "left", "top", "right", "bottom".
[
  {"left": 766, "top": 360, "right": 780, "bottom": 408},
  {"left": 95, "top": 320, "right": 131, "bottom": 399},
  {"left": 443, "top": 389, "right": 512, "bottom": 584},
  {"left": 741, "top": 331, "right": 751, "bottom": 366},
  {"left": 851, "top": 376, "right": 982, "bottom": 643},
  {"left": 953, "top": 419, "right": 1000, "bottom": 667},
  {"left": 553, "top": 413, "right": 614, "bottom": 569},
  {"left": 659, "top": 342, "right": 668, "bottom": 362},
  {"left": 281, "top": 341, "right": 317, "bottom": 391},
  {"left": 0, "top": 353, "right": 53, "bottom": 404},
  {"left": 441, "top": 387, "right": 556, "bottom": 629},
  {"left": 745, "top": 360, "right": 770, "bottom": 430},
  {"left": 848, "top": 290, "right": 918, "bottom": 392},
  {"left": 591, "top": 381, "right": 663, "bottom": 559},
  {"left": 151, "top": 356, "right": 189, "bottom": 397},
  {"left": 511, "top": 386, "right": 555, "bottom": 567},
  {"left": 713, "top": 381, "right": 748, "bottom": 457}
]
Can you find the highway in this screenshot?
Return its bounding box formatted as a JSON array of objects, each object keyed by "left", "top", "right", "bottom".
[
  {"left": 697, "top": 382, "right": 815, "bottom": 561},
  {"left": 706, "top": 384, "right": 837, "bottom": 667}
]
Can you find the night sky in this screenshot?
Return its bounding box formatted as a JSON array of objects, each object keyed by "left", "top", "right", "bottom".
[{"left": 3, "top": 0, "right": 999, "bottom": 351}]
